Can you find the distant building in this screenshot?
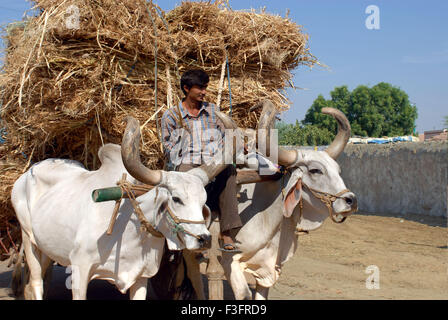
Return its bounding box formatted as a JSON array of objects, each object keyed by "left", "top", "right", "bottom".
[
  {"left": 418, "top": 133, "right": 425, "bottom": 142},
  {"left": 424, "top": 129, "right": 448, "bottom": 141}
]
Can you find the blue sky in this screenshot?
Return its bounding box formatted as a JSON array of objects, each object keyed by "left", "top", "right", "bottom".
[{"left": 1, "top": 1, "right": 447, "bottom": 133}]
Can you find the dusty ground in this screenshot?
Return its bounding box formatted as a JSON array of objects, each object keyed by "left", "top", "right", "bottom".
[
  {"left": 269, "top": 212, "right": 447, "bottom": 300},
  {"left": 1, "top": 212, "right": 446, "bottom": 300}
]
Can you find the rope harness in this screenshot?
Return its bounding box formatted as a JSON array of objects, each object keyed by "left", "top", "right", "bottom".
[
  {"left": 300, "top": 182, "right": 350, "bottom": 224},
  {"left": 108, "top": 175, "right": 206, "bottom": 240},
  {"left": 280, "top": 168, "right": 351, "bottom": 233}
]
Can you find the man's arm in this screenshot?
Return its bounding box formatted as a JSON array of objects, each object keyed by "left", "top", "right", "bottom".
[
  {"left": 213, "top": 104, "right": 226, "bottom": 141},
  {"left": 161, "top": 109, "right": 178, "bottom": 159}
]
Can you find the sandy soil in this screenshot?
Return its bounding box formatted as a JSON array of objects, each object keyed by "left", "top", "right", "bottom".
[
  {"left": 1, "top": 212, "right": 446, "bottom": 300},
  {"left": 269, "top": 212, "right": 447, "bottom": 300}
]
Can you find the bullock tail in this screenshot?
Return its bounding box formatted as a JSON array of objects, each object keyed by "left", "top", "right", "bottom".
[
  {"left": 10, "top": 243, "right": 28, "bottom": 297},
  {"left": 10, "top": 243, "right": 53, "bottom": 299}
]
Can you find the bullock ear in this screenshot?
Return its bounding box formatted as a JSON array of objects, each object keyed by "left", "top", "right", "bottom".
[
  {"left": 161, "top": 199, "right": 184, "bottom": 251},
  {"left": 152, "top": 187, "right": 170, "bottom": 214},
  {"left": 203, "top": 205, "right": 212, "bottom": 229},
  {"left": 158, "top": 200, "right": 168, "bottom": 215},
  {"left": 283, "top": 179, "right": 302, "bottom": 218}
]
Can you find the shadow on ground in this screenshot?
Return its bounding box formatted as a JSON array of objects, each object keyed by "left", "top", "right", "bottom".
[
  {"left": 0, "top": 264, "right": 241, "bottom": 300},
  {"left": 356, "top": 211, "right": 446, "bottom": 228}
]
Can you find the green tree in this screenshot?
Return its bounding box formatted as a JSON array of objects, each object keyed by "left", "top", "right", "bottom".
[
  {"left": 302, "top": 82, "right": 418, "bottom": 137},
  {"left": 276, "top": 121, "right": 334, "bottom": 146},
  {"left": 444, "top": 115, "right": 448, "bottom": 128}
]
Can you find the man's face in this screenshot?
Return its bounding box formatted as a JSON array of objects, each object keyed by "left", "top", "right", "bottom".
[{"left": 184, "top": 84, "right": 208, "bottom": 103}]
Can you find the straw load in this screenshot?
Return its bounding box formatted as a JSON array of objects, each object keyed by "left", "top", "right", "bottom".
[{"left": 0, "top": 0, "right": 317, "bottom": 257}]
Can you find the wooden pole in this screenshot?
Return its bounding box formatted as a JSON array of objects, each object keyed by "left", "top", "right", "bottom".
[{"left": 206, "top": 217, "right": 225, "bottom": 300}]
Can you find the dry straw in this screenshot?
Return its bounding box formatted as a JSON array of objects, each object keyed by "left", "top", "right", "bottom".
[{"left": 0, "top": 0, "right": 318, "bottom": 256}]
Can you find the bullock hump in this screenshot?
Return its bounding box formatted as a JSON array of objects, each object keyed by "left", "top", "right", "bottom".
[{"left": 98, "top": 143, "right": 122, "bottom": 165}]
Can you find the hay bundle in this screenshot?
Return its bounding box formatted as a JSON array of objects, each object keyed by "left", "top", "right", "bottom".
[{"left": 0, "top": 0, "right": 317, "bottom": 256}]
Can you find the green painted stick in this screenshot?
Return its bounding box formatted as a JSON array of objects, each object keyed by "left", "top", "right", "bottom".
[
  {"left": 92, "top": 187, "right": 123, "bottom": 202},
  {"left": 92, "top": 186, "right": 150, "bottom": 202}
]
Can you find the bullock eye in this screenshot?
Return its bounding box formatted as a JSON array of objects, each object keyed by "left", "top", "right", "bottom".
[
  {"left": 172, "top": 197, "right": 183, "bottom": 205},
  {"left": 309, "top": 168, "right": 323, "bottom": 175}
]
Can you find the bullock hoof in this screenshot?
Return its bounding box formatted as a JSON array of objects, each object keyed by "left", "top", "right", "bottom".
[{"left": 218, "top": 244, "right": 242, "bottom": 253}]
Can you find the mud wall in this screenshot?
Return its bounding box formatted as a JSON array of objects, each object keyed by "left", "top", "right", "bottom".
[
  {"left": 285, "top": 141, "right": 447, "bottom": 217},
  {"left": 336, "top": 142, "right": 447, "bottom": 217}
]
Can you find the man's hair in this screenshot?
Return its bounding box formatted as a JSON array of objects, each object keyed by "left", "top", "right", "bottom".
[{"left": 180, "top": 69, "right": 209, "bottom": 95}]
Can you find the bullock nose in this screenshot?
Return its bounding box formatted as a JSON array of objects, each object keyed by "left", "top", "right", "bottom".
[
  {"left": 344, "top": 193, "right": 357, "bottom": 208},
  {"left": 198, "top": 233, "right": 212, "bottom": 249}
]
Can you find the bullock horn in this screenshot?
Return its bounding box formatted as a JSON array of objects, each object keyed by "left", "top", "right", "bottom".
[
  {"left": 121, "top": 116, "right": 162, "bottom": 185},
  {"left": 322, "top": 107, "right": 351, "bottom": 159},
  {"left": 215, "top": 110, "right": 238, "bottom": 130},
  {"left": 215, "top": 110, "right": 239, "bottom": 163},
  {"left": 256, "top": 100, "right": 297, "bottom": 166},
  {"left": 277, "top": 146, "right": 298, "bottom": 167},
  {"left": 253, "top": 100, "right": 277, "bottom": 132}
]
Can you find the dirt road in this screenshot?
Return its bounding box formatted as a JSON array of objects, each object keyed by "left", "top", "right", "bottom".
[{"left": 1, "top": 212, "right": 446, "bottom": 300}]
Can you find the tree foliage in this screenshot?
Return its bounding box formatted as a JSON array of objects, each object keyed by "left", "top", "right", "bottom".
[
  {"left": 302, "top": 82, "right": 418, "bottom": 137},
  {"left": 276, "top": 121, "right": 334, "bottom": 146}
]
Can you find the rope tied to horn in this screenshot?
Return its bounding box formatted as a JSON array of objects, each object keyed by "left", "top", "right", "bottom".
[
  {"left": 114, "top": 174, "right": 163, "bottom": 237},
  {"left": 108, "top": 174, "right": 206, "bottom": 240}
]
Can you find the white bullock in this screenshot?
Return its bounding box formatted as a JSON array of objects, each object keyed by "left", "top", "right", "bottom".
[
  {"left": 175, "top": 103, "right": 358, "bottom": 300},
  {"left": 11, "top": 116, "right": 234, "bottom": 300}
]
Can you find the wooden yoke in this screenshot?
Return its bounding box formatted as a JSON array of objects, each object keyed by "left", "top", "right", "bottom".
[
  {"left": 236, "top": 169, "right": 283, "bottom": 185},
  {"left": 92, "top": 169, "right": 282, "bottom": 203}
]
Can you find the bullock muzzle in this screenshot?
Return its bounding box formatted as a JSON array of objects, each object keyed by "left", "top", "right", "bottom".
[
  {"left": 341, "top": 192, "right": 357, "bottom": 210},
  {"left": 332, "top": 191, "right": 358, "bottom": 222},
  {"left": 301, "top": 183, "right": 357, "bottom": 223},
  {"left": 197, "top": 233, "right": 212, "bottom": 249}
]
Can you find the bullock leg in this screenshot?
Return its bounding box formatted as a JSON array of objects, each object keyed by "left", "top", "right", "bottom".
[
  {"left": 21, "top": 232, "right": 44, "bottom": 300},
  {"left": 70, "top": 263, "right": 91, "bottom": 300},
  {"left": 129, "top": 277, "right": 148, "bottom": 300},
  {"left": 183, "top": 250, "right": 206, "bottom": 300},
  {"left": 254, "top": 284, "right": 269, "bottom": 300},
  {"left": 40, "top": 256, "right": 53, "bottom": 299},
  {"left": 11, "top": 244, "right": 25, "bottom": 297},
  {"left": 220, "top": 255, "right": 252, "bottom": 300}
]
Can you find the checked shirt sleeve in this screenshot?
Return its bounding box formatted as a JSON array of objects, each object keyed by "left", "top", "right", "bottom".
[{"left": 160, "top": 109, "right": 178, "bottom": 159}]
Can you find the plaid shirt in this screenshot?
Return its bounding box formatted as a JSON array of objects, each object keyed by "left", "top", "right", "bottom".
[{"left": 161, "top": 101, "right": 225, "bottom": 167}]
